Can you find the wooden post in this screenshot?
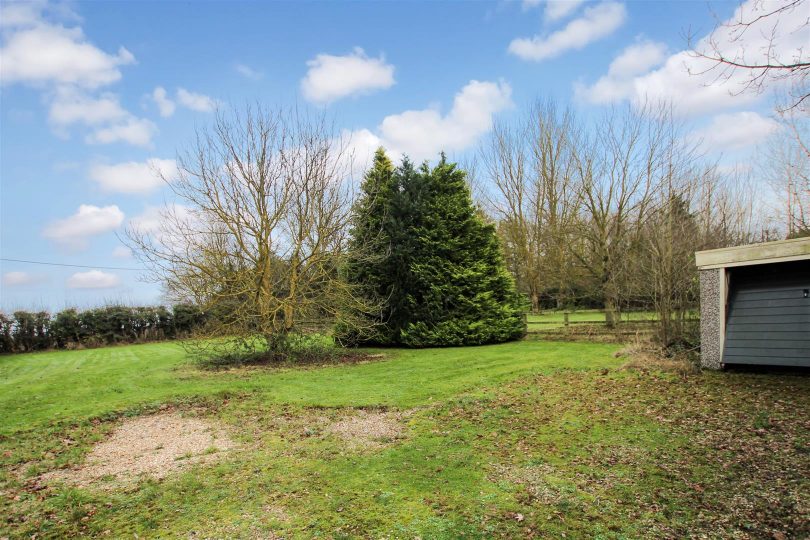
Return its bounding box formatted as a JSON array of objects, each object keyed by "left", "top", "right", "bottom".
[{"left": 563, "top": 311, "right": 570, "bottom": 328}]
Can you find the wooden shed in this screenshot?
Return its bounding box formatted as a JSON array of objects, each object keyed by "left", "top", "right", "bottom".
[{"left": 695, "top": 237, "right": 810, "bottom": 369}]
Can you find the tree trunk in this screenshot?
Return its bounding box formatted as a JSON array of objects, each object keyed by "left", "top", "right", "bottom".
[{"left": 604, "top": 297, "right": 618, "bottom": 329}]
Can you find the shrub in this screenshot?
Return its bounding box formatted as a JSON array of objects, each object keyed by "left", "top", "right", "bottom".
[
  {"left": 196, "top": 333, "right": 340, "bottom": 369},
  {"left": 0, "top": 304, "right": 208, "bottom": 354}
]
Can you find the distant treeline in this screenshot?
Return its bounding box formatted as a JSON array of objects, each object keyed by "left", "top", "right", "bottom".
[{"left": 0, "top": 304, "right": 207, "bottom": 354}]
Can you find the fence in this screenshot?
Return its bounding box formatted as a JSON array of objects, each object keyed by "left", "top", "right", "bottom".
[{"left": 525, "top": 310, "right": 699, "bottom": 342}]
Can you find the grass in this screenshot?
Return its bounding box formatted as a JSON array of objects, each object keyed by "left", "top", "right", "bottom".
[
  {"left": 0, "top": 340, "right": 615, "bottom": 434},
  {"left": 1, "top": 339, "right": 808, "bottom": 539}
]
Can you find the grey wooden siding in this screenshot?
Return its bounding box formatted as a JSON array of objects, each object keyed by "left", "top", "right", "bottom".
[{"left": 723, "top": 260, "right": 810, "bottom": 367}]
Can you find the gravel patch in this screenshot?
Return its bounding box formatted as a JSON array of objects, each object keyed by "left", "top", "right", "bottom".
[
  {"left": 326, "top": 409, "right": 407, "bottom": 449},
  {"left": 44, "top": 412, "right": 235, "bottom": 486}
]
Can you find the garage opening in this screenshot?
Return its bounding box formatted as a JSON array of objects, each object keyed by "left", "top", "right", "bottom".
[{"left": 723, "top": 260, "right": 810, "bottom": 367}]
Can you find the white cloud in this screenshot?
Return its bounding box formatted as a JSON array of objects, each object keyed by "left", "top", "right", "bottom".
[
  {"left": 129, "top": 205, "right": 169, "bottom": 234},
  {"left": 149, "top": 87, "right": 215, "bottom": 114},
  {"left": 509, "top": 2, "right": 626, "bottom": 61},
  {"left": 112, "top": 246, "right": 133, "bottom": 258},
  {"left": 575, "top": 40, "right": 667, "bottom": 104},
  {"left": 130, "top": 204, "right": 194, "bottom": 235},
  {"left": 0, "top": 5, "right": 155, "bottom": 146},
  {"left": 2, "top": 271, "right": 44, "bottom": 286},
  {"left": 152, "top": 86, "right": 176, "bottom": 117},
  {"left": 690, "top": 111, "right": 781, "bottom": 152},
  {"left": 235, "top": 63, "right": 262, "bottom": 80},
  {"left": 629, "top": 51, "right": 764, "bottom": 115},
  {"left": 43, "top": 204, "right": 125, "bottom": 249},
  {"left": 691, "top": 0, "right": 810, "bottom": 85},
  {"left": 86, "top": 117, "right": 157, "bottom": 147},
  {"left": 0, "top": 1, "right": 80, "bottom": 30},
  {"left": 338, "top": 128, "right": 384, "bottom": 181},
  {"left": 344, "top": 79, "right": 512, "bottom": 164},
  {"left": 176, "top": 88, "right": 216, "bottom": 112},
  {"left": 0, "top": 23, "right": 134, "bottom": 89},
  {"left": 1, "top": 1, "right": 47, "bottom": 29},
  {"left": 379, "top": 80, "right": 512, "bottom": 161},
  {"left": 46, "top": 88, "right": 156, "bottom": 146},
  {"left": 544, "top": 0, "right": 586, "bottom": 21},
  {"left": 48, "top": 88, "right": 129, "bottom": 127},
  {"left": 67, "top": 270, "right": 120, "bottom": 289},
  {"left": 89, "top": 158, "right": 178, "bottom": 195},
  {"left": 580, "top": 0, "right": 810, "bottom": 115},
  {"left": 301, "top": 47, "right": 395, "bottom": 105},
  {"left": 607, "top": 40, "right": 668, "bottom": 79}
]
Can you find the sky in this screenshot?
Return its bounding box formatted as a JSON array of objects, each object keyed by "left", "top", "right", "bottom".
[{"left": 1, "top": 0, "right": 806, "bottom": 311}]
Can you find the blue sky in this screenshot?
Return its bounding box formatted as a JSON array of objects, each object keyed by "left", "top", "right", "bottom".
[{"left": 1, "top": 0, "right": 802, "bottom": 311}]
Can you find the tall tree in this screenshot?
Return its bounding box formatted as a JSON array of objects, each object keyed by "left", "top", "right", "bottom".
[
  {"left": 335, "top": 148, "right": 398, "bottom": 345},
  {"left": 399, "top": 157, "right": 526, "bottom": 346},
  {"left": 482, "top": 100, "right": 582, "bottom": 311},
  {"left": 342, "top": 153, "right": 526, "bottom": 347},
  {"left": 638, "top": 193, "right": 702, "bottom": 347},
  {"left": 126, "top": 107, "right": 373, "bottom": 360},
  {"left": 761, "top": 111, "right": 810, "bottom": 237},
  {"left": 570, "top": 105, "right": 666, "bottom": 326}
]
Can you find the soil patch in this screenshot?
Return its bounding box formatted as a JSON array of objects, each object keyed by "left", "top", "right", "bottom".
[{"left": 44, "top": 412, "right": 235, "bottom": 486}]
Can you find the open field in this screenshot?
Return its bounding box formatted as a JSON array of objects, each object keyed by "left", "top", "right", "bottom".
[{"left": 1, "top": 341, "right": 808, "bottom": 538}]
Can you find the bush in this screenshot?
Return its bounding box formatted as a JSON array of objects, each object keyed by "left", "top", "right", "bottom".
[
  {"left": 284, "top": 333, "right": 340, "bottom": 363},
  {"left": 0, "top": 304, "right": 208, "bottom": 354},
  {"left": 196, "top": 333, "right": 340, "bottom": 369},
  {"left": 0, "top": 313, "right": 13, "bottom": 354}
]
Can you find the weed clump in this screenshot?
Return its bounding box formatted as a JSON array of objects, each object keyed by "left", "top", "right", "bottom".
[{"left": 617, "top": 340, "right": 700, "bottom": 376}]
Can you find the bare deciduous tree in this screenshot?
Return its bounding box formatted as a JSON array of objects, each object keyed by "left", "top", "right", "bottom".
[
  {"left": 762, "top": 110, "right": 810, "bottom": 236},
  {"left": 481, "top": 97, "right": 778, "bottom": 349},
  {"left": 571, "top": 104, "right": 670, "bottom": 326},
  {"left": 481, "top": 100, "right": 581, "bottom": 311},
  {"left": 126, "top": 107, "right": 375, "bottom": 360},
  {"left": 689, "top": 0, "right": 810, "bottom": 112},
  {"left": 630, "top": 114, "right": 703, "bottom": 346}
]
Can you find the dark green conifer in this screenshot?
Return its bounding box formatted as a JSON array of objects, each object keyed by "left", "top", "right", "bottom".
[
  {"left": 339, "top": 151, "right": 526, "bottom": 347},
  {"left": 335, "top": 148, "right": 398, "bottom": 345},
  {"left": 396, "top": 155, "right": 526, "bottom": 346}
]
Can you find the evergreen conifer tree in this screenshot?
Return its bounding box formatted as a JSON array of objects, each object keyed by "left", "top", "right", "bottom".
[
  {"left": 335, "top": 148, "right": 398, "bottom": 344},
  {"left": 397, "top": 156, "right": 526, "bottom": 346},
  {"left": 338, "top": 151, "right": 526, "bottom": 346}
]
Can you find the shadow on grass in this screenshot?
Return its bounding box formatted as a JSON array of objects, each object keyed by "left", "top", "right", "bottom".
[{"left": 197, "top": 349, "right": 385, "bottom": 371}]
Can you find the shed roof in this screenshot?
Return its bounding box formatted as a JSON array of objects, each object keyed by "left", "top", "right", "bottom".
[{"left": 695, "top": 237, "right": 810, "bottom": 270}]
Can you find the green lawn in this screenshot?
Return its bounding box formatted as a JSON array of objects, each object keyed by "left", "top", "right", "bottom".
[
  {"left": 0, "top": 340, "right": 616, "bottom": 434},
  {"left": 1, "top": 340, "right": 808, "bottom": 539}
]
